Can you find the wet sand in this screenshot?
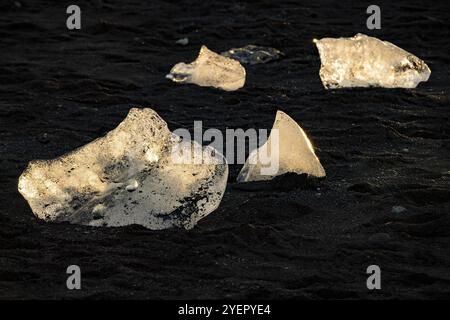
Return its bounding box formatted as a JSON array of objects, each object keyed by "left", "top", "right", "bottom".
[{"left": 0, "top": 0, "right": 449, "bottom": 299}]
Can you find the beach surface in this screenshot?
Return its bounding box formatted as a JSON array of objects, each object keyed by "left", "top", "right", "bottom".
[{"left": 0, "top": 0, "right": 449, "bottom": 299}]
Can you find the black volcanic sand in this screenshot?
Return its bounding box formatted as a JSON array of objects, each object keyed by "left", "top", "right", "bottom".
[{"left": 1, "top": 0, "right": 450, "bottom": 299}]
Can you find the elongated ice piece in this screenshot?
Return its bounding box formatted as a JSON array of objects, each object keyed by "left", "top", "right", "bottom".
[
  {"left": 18, "top": 108, "right": 228, "bottom": 230},
  {"left": 166, "top": 45, "right": 246, "bottom": 91},
  {"left": 314, "top": 33, "right": 431, "bottom": 89},
  {"left": 237, "top": 111, "right": 325, "bottom": 182},
  {"left": 221, "top": 45, "right": 284, "bottom": 65}
]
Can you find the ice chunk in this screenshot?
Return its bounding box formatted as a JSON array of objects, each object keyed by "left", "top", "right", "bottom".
[
  {"left": 237, "top": 111, "right": 325, "bottom": 182},
  {"left": 314, "top": 33, "right": 431, "bottom": 89},
  {"left": 175, "top": 37, "right": 189, "bottom": 46},
  {"left": 166, "top": 45, "right": 246, "bottom": 91},
  {"left": 18, "top": 108, "right": 228, "bottom": 230},
  {"left": 391, "top": 206, "right": 407, "bottom": 214},
  {"left": 221, "top": 45, "right": 284, "bottom": 64}
]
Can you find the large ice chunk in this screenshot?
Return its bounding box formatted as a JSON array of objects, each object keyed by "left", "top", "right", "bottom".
[
  {"left": 314, "top": 33, "right": 431, "bottom": 89},
  {"left": 237, "top": 111, "right": 325, "bottom": 182},
  {"left": 18, "top": 108, "right": 228, "bottom": 230},
  {"left": 166, "top": 45, "right": 246, "bottom": 91}
]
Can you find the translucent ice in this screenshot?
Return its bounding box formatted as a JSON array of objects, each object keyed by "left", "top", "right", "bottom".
[
  {"left": 166, "top": 45, "right": 246, "bottom": 91},
  {"left": 237, "top": 111, "right": 325, "bottom": 182},
  {"left": 175, "top": 37, "right": 189, "bottom": 46},
  {"left": 18, "top": 108, "right": 228, "bottom": 230},
  {"left": 314, "top": 33, "right": 431, "bottom": 89},
  {"left": 221, "top": 45, "right": 284, "bottom": 65}
]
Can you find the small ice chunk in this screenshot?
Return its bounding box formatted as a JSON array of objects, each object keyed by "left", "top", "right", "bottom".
[
  {"left": 237, "top": 111, "right": 326, "bottom": 182},
  {"left": 221, "top": 45, "right": 284, "bottom": 64},
  {"left": 166, "top": 45, "right": 246, "bottom": 91},
  {"left": 18, "top": 108, "right": 228, "bottom": 230},
  {"left": 391, "top": 206, "right": 407, "bottom": 214},
  {"left": 175, "top": 38, "right": 189, "bottom": 46},
  {"left": 314, "top": 33, "right": 431, "bottom": 89}
]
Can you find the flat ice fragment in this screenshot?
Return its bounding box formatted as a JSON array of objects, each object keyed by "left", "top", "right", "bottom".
[
  {"left": 237, "top": 111, "right": 325, "bottom": 182},
  {"left": 18, "top": 108, "right": 228, "bottom": 230},
  {"left": 314, "top": 33, "right": 431, "bottom": 89},
  {"left": 391, "top": 206, "right": 407, "bottom": 214},
  {"left": 221, "top": 45, "right": 284, "bottom": 64},
  {"left": 166, "top": 45, "right": 246, "bottom": 91},
  {"left": 175, "top": 38, "right": 189, "bottom": 46}
]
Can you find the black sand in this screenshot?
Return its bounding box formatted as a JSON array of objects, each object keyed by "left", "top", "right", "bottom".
[{"left": 0, "top": 0, "right": 449, "bottom": 299}]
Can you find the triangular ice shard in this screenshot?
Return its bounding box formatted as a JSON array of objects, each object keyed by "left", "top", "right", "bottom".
[
  {"left": 166, "top": 45, "right": 246, "bottom": 91},
  {"left": 18, "top": 108, "right": 228, "bottom": 230},
  {"left": 314, "top": 33, "right": 431, "bottom": 89},
  {"left": 237, "top": 111, "right": 325, "bottom": 182}
]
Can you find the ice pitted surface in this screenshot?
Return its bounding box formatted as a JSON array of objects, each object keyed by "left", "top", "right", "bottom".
[
  {"left": 166, "top": 45, "right": 246, "bottom": 91},
  {"left": 314, "top": 33, "right": 431, "bottom": 89},
  {"left": 237, "top": 111, "right": 325, "bottom": 182},
  {"left": 18, "top": 108, "right": 228, "bottom": 230},
  {"left": 221, "top": 45, "right": 284, "bottom": 64}
]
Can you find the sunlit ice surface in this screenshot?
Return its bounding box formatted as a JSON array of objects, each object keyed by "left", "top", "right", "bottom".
[
  {"left": 237, "top": 110, "right": 325, "bottom": 182},
  {"left": 314, "top": 33, "right": 431, "bottom": 89},
  {"left": 18, "top": 108, "right": 228, "bottom": 230},
  {"left": 166, "top": 45, "right": 246, "bottom": 91}
]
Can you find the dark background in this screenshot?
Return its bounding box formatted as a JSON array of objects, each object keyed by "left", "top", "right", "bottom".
[{"left": 0, "top": 0, "right": 449, "bottom": 299}]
